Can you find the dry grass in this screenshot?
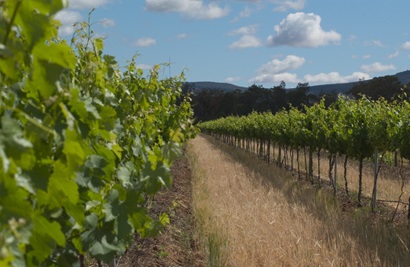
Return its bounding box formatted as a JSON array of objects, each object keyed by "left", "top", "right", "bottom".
[
  {"left": 187, "top": 135, "right": 410, "bottom": 267},
  {"left": 273, "top": 145, "right": 410, "bottom": 212}
]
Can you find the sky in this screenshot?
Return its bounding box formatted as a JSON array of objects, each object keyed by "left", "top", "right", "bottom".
[{"left": 56, "top": 0, "right": 410, "bottom": 88}]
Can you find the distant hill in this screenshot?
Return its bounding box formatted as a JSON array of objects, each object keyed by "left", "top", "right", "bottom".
[
  {"left": 302, "top": 70, "right": 410, "bottom": 96},
  {"left": 305, "top": 81, "right": 357, "bottom": 96},
  {"left": 395, "top": 70, "right": 410, "bottom": 84},
  {"left": 186, "top": 81, "right": 246, "bottom": 93},
  {"left": 187, "top": 70, "right": 410, "bottom": 96}
]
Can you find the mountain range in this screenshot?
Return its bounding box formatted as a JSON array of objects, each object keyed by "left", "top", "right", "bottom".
[{"left": 188, "top": 70, "right": 410, "bottom": 96}]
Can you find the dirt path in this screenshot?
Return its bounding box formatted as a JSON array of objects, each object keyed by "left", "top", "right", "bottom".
[
  {"left": 187, "top": 135, "right": 410, "bottom": 267},
  {"left": 116, "top": 156, "right": 204, "bottom": 267}
]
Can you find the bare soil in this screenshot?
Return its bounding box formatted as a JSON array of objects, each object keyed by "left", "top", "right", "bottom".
[{"left": 116, "top": 156, "right": 204, "bottom": 267}]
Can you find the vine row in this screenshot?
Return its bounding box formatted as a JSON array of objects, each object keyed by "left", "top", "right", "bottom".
[
  {"left": 0, "top": 1, "right": 196, "bottom": 266},
  {"left": 198, "top": 95, "right": 410, "bottom": 211}
]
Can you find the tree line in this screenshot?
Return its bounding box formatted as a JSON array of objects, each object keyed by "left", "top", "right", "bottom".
[{"left": 186, "top": 75, "right": 410, "bottom": 122}]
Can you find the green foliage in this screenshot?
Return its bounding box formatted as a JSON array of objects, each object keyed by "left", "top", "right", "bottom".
[
  {"left": 0, "top": 1, "right": 196, "bottom": 266},
  {"left": 198, "top": 95, "right": 410, "bottom": 161}
]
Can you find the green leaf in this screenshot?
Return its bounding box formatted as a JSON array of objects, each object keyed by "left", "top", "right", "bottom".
[
  {"left": 117, "top": 161, "right": 134, "bottom": 188},
  {"left": 34, "top": 42, "right": 76, "bottom": 70},
  {"left": 63, "top": 129, "right": 85, "bottom": 170},
  {"left": 48, "top": 160, "right": 79, "bottom": 206},
  {"left": 27, "top": 214, "right": 65, "bottom": 263},
  {"left": 0, "top": 174, "right": 32, "bottom": 224},
  {"left": 89, "top": 236, "right": 123, "bottom": 263},
  {"left": 0, "top": 115, "right": 33, "bottom": 172}
]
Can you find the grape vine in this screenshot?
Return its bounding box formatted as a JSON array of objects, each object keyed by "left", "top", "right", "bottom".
[
  {"left": 0, "top": 1, "right": 196, "bottom": 266},
  {"left": 199, "top": 95, "right": 410, "bottom": 208}
]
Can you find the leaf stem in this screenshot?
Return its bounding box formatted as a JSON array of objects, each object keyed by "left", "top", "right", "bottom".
[{"left": 3, "top": 0, "right": 22, "bottom": 46}]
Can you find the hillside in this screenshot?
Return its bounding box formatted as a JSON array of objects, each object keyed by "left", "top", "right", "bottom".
[
  {"left": 186, "top": 81, "right": 247, "bottom": 93},
  {"left": 304, "top": 70, "right": 410, "bottom": 96},
  {"left": 188, "top": 70, "right": 410, "bottom": 95}
]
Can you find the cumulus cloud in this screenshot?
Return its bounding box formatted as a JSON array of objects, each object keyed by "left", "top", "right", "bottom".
[
  {"left": 249, "top": 55, "right": 305, "bottom": 83},
  {"left": 361, "top": 62, "right": 395, "bottom": 73},
  {"left": 271, "top": 0, "right": 305, "bottom": 12},
  {"left": 134, "top": 37, "right": 157, "bottom": 47},
  {"left": 259, "top": 55, "right": 305, "bottom": 73},
  {"left": 229, "top": 25, "right": 261, "bottom": 49},
  {"left": 250, "top": 72, "right": 299, "bottom": 84},
  {"left": 402, "top": 41, "right": 410, "bottom": 50},
  {"left": 55, "top": 10, "right": 82, "bottom": 36},
  {"left": 303, "top": 72, "right": 370, "bottom": 84},
  {"left": 230, "top": 35, "right": 262, "bottom": 49},
  {"left": 267, "top": 12, "right": 341, "bottom": 47},
  {"left": 345, "top": 72, "right": 371, "bottom": 81},
  {"left": 57, "top": 1, "right": 114, "bottom": 36},
  {"left": 144, "top": 0, "right": 229, "bottom": 20}
]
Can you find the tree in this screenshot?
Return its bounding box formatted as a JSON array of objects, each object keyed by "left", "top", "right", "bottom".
[
  {"left": 287, "top": 82, "right": 310, "bottom": 108},
  {"left": 349, "top": 76, "right": 402, "bottom": 100}
]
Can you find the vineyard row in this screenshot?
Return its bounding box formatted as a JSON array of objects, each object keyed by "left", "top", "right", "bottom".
[{"left": 198, "top": 96, "right": 410, "bottom": 212}]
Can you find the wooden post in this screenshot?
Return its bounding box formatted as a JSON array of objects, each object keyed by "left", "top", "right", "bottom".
[
  {"left": 334, "top": 154, "right": 337, "bottom": 195},
  {"left": 372, "top": 149, "right": 378, "bottom": 212}
]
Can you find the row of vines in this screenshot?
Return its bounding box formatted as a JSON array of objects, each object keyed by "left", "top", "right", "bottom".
[
  {"left": 198, "top": 95, "right": 410, "bottom": 212},
  {"left": 0, "top": 1, "right": 196, "bottom": 266}
]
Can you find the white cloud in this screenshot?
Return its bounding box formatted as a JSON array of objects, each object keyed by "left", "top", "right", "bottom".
[
  {"left": 304, "top": 72, "right": 344, "bottom": 84},
  {"left": 144, "top": 0, "right": 229, "bottom": 20},
  {"left": 99, "top": 18, "right": 115, "bottom": 28},
  {"left": 229, "top": 35, "right": 261, "bottom": 49},
  {"left": 229, "top": 25, "right": 261, "bottom": 49},
  {"left": 303, "top": 72, "right": 370, "bottom": 84},
  {"left": 55, "top": 10, "right": 82, "bottom": 36},
  {"left": 250, "top": 72, "right": 299, "bottom": 84},
  {"left": 134, "top": 37, "right": 157, "bottom": 47},
  {"left": 225, "top": 76, "right": 241, "bottom": 83},
  {"left": 259, "top": 55, "right": 305, "bottom": 73},
  {"left": 229, "top": 25, "right": 258, "bottom": 36},
  {"left": 267, "top": 12, "right": 341, "bottom": 47},
  {"left": 249, "top": 55, "right": 305, "bottom": 83},
  {"left": 68, "top": 0, "right": 111, "bottom": 9},
  {"left": 361, "top": 62, "right": 395, "bottom": 73},
  {"left": 402, "top": 41, "right": 410, "bottom": 50},
  {"left": 271, "top": 0, "right": 305, "bottom": 12},
  {"left": 345, "top": 72, "right": 371, "bottom": 81},
  {"left": 57, "top": 1, "right": 113, "bottom": 36}
]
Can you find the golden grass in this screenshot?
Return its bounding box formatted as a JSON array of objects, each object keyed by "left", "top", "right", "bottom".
[
  {"left": 187, "top": 135, "right": 410, "bottom": 267},
  {"left": 277, "top": 146, "right": 410, "bottom": 211}
]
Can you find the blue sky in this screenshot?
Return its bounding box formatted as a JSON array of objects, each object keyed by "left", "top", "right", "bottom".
[{"left": 56, "top": 0, "right": 410, "bottom": 88}]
